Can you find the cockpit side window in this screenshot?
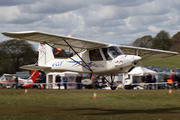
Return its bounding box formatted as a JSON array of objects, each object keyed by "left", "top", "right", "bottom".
[
  {"left": 6, "top": 76, "right": 12, "bottom": 81},
  {"left": 102, "top": 48, "right": 113, "bottom": 60},
  {"left": 89, "top": 49, "right": 103, "bottom": 61}
]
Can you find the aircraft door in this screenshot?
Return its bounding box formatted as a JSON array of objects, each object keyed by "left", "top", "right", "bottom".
[
  {"left": 89, "top": 49, "right": 103, "bottom": 61},
  {"left": 48, "top": 75, "right": 53, "bottom": 89},
  {"left": 88, "top": 49, "right": 107, "bottom": 71}
]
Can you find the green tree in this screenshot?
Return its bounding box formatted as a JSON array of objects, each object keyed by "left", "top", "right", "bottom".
[
  {"left": 152, "top": 30, "right": 172, "bottom": 50},
  {"left": 0, "top": 39, "right": 37, "bottom": 75},
  {"left": 169, "top": 31, "right": 180, "bottom": 53},
  {"left": 132, "top": 35, "right": 153, "bottom": 48}
]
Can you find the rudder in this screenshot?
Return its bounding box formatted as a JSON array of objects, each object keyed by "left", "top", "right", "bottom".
[{"left": 38, "top": 44, "right": 54, "bottom": 66}]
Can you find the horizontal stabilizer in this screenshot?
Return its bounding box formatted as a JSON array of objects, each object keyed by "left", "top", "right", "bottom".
[{"left": 20, "top": 64, "right": 51, "bottom": 71}]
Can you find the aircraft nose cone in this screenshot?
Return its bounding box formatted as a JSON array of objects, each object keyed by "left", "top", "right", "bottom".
[{"left": 134, "top": 56, "right": 141, "bottom": 61}]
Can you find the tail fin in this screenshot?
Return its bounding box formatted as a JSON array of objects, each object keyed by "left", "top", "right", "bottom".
[
  {"left": 30, "top": 70, "right": 39, "bottom": 83},
  {"left": 30, "top": 70, "right": 46, "bottom": 83},
  {"left": 38, "top": 44, "right": 54, "bottom": 66}
]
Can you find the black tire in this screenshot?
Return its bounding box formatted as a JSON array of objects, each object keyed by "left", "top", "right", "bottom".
[{"left": 111, "top": 87, "right": 117, "bottom": 90}]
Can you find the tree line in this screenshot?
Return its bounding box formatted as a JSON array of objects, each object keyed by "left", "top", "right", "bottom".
[
  {"left": 132, "top": 30, "right": 180, "bottom": 53},
  {"left": 0, "top": 39, "right": 38, "bottom": 75},
  {"left": 0, "top": 39, "right": 71, "bottom": 75}
]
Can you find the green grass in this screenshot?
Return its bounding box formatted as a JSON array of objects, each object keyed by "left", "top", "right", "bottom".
[
  {"left": 0, "top": 89, "right": 180, "bottom": 120},
  {"left": 141, "top": 54, "right": 180, "bottom": 68}
]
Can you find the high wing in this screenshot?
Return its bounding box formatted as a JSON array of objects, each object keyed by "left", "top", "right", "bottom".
[
  {"left": 2, "top": 31, "right": 178, "bottom": 57},
  {"left": 2, "top": 31, "right": 108, "bottom": 52},
  {"left": 119, "top": 45, "right": 178, "bottom": 58}
]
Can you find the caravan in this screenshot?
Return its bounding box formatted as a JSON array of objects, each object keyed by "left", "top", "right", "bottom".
[{"left": 46, "top": 72, "right": 78, "bottom": 89}]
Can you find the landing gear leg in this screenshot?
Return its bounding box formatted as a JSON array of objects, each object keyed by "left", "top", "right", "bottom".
[
  {"left": 104, "top": 75, "right": 117, "bottom": 90},
  {"left": 123, "top": 72, "right": 133, "bottom": 89},
  {"left": 90, "top": 73, "right": 93, "bottom": 79},
  {"left": 110, "top": 75, "right": 117, "bottom": 90}
]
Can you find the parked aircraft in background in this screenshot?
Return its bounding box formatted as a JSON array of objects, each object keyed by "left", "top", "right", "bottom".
[
  {"left": 2, "top": 31, "right": 178, "bottom": 90},
  {"left": 0, "top": 74, "right": 33, "bottom": 88},
  {"left": 22, "top": 70, "right": 46, "bottom": 88}
]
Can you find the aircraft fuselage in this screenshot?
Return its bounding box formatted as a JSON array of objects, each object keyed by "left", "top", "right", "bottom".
[{"left": 43, "top": 46, "right": 141, "bottom": 75}]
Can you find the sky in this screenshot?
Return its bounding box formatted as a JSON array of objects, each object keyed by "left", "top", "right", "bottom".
[{"left": 0, "top": 0, "right": 180, "bottom": 49}]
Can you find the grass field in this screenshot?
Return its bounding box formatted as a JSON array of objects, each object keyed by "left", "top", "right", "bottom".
[
  {"left": 141, "top": 54, "right": 180, "bottom": 68},
  {"left": 0, "top": 89, "right": 180, "bottom": 120}
]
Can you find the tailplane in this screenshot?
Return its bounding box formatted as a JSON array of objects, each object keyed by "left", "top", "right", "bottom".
[{"left": 38, "top": 44, "right": 54, "bottom": 66}]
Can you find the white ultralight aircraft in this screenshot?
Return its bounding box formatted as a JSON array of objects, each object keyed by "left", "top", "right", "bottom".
[
  {"left": 0, "top": 74, "right": 33, "bottom": 88},
  {"left": 2, "top": 31, "right": 178, "bottom": 90}
]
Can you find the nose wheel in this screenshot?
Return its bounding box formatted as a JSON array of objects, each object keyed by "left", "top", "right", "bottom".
[{"left": 110, "top": 86, "right": 117, "bottom": 90}]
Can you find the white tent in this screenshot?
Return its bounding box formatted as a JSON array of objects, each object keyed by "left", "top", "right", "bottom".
[
  {"left": 123, "top": 66, "right": 157, "bottom": 84},
  {"left": 128, "top": 66, "right": 157, "bottom": 76}
]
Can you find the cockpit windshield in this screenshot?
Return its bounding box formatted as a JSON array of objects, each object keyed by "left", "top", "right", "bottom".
[
  {"left": 0, "top": 76, "right": 4, "bottom": 81},
  {"left": 102, "top": 46, "right": 124, "bottom": 60}
]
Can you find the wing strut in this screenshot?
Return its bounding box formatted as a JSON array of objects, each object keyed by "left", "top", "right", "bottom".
[
  {"left": 69, "top": 57, "right": 93, "bottom": 72},
  {"left": 60, "top": 38, "right": 93, "bottom": 73},
  {"left": 141, "top": 52, "right": 158, "bottom": 60}
]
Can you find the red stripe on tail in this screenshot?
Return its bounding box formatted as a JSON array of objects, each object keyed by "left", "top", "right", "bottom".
[{"left": 30, "top": 70, "right": 39, "bottom": 83}]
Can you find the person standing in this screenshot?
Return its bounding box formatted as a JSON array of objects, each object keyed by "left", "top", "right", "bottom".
[
  {"left": 36, "top": 74, "right": 42, "bottom": 89},
  {"left": 163, "top": 74, "right": 167, "bottom": 82},
  {"left": 93, "top": 75, "right": 99, "bottom": 89},
  {"left": 142, "top": 74, "right": 146, "bottom": 82},
  {"left": 76, "top": 74, "right": 82, "bottom": 89},
  {"left": 152, "top": 75, "right": 156, "bottom": 89},
  {"left": 172, "top": 72, "right": 178, "bottom": 90},
  {"left": 169, "top": 73, "right": 173, "bottom": 89},
  {"left": 63, "top": 75, "right": 68, "bottom": 89},
  {"left": 55, "top": 75, "right": 61, "bottom": 89},
  {"left": 101, "top": 76, "right": 106, "bottom": 89},
  {"left": 178, "top": 74, "right": 180, "bottom": 89},
  {"left": 163, "top": 74, "right": 167, "bottom": 89},
  {"left": 14, "top": 76, "right": 18, "bottom": 89},
  {"left": 145, "top": 73, "right": 152, "bottom": 89}
]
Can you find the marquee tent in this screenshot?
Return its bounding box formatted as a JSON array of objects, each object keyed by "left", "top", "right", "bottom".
[
  {"left": 126, "top": 66, "right": 157, "bottom": 83},
  {"left": 128, "top": 66, "right": 157, "bottom": 76}
]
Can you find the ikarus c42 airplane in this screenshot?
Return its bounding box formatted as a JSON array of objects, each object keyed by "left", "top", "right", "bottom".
[{"left": 2, "top": 31, "right": 178, "bottom": 90}]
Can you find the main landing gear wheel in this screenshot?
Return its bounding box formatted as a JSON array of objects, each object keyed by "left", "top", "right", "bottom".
[
  {"left": 104, "top": 75, "right": 118, "bottom": 90},
  {"left": 111, "top": 87, "right": 117, "bottom": 90}
]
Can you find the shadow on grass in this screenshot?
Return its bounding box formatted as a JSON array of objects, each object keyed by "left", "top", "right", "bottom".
[{"left": 64, "top": 107, "right": 180, "bottom": 115}]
